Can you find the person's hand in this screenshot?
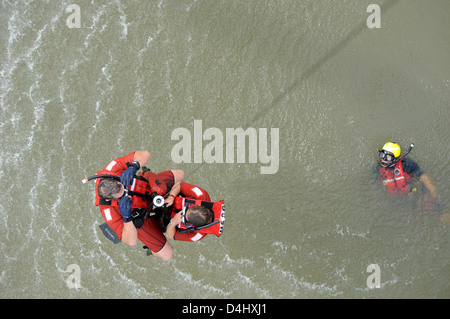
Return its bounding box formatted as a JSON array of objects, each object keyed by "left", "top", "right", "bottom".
[
  {"left": 170, "top": 212, "right": 182, "bottom": 226},
  {"left": 164, "top": 195, "right": 175, "bottom": 207},
  {"left": 120, "top": 166, "right": 137, "bottom": 188},
  {"left": 118, "top": 196, "right": 132, "bottom": 219}
]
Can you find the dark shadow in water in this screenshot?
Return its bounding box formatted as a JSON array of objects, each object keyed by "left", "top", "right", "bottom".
[{"left": 186, "top": 0, "right": 401, "bottom": 179}]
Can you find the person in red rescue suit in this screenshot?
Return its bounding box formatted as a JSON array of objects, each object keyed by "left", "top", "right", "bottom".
[
  {"left": 95, "top": 151, "right": 184, "bottom": 261},
  {"left": 165, "top": 182, "right": 217, "bottom": 242},
  {"left": 373, "top": 142, "right": 437, "bottom": 199}
]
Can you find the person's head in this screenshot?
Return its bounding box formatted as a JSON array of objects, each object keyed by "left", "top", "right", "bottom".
[
  {"left": 184, "top": 205, "right": 214, "bottom": 227},
  {"left": 98, "top": 178, "right": 125, "bottom": 201},
  {"left": 378, "top": 142, "right": 401, "bottom": 167}
]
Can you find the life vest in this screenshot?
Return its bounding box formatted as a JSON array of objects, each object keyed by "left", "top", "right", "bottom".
[
  {"left": 379, "top": 160, "right": 413, "bottom": 195},
  {"left": 94, "top": 171, "right": 154, "bottom": 209},
  {"left": 172, "top": 196, "right": 225, "bottom": 237}
]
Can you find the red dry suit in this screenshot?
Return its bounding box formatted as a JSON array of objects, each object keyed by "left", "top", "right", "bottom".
[
  {"left": 378, "top": 160, "right": 413, "bottom": 194},
  {"left": 94, "top": 152, "right": 174, "bottom": 252}
]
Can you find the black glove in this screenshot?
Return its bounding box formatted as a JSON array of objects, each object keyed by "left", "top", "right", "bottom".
[
  {"left": 118, "top": 196, "right": 132, "bottom": 219},
  {"left": 120, "top": 166, "right": 137, "bottom": 188}
]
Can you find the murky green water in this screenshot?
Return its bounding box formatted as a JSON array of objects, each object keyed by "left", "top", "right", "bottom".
[{"left": 1, "top": 0, "right": 449, "bottom": 299}]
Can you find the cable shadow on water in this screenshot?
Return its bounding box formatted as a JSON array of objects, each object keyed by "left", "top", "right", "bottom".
[{"left": 185, "top": 0, "right": 401, "bottom": 180}]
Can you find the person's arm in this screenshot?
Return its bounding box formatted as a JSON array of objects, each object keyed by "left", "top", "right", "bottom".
[
  {"left": 133, "top": 151, "right": 151, "bottom": 168},
  {"left": 121, "top": 221, "right": 138, "bottom": 246},
  {"left": 121, "top": 151, "right": 151, "bottom": 187},
  {"left": 100, "top": 206, "right": 137, "bottom": 246},
  {"left": 420, "top": 174, "right": 437, "bottom": 198},
  {"left": 163, "top": 170, "right": 185, "bottom": 206},
  {"left": 117, "top": 196, "right": 137, "bottom": 246},
  {"left": 165, "top": 212, "right": 182, "bottom": 239},
  {"left": 164, "top": 182, "right": 182, "bottom": 206}
]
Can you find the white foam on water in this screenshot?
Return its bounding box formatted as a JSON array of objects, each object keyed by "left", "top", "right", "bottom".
[
  {"left": 264, "top": 257, "right": 342, "bottom": 297},
  {"left": 185, "top": 0, "right": 198, "bottom": 12},
  {"left": 222, "top": 253, "right": 255, "bottom": 267},
  {"left": 333, "top": 224, "right": 369, "bottom": 238},
  {"left": 0, "top": 2, "right": 64, "bottom": 288},
  {"left": 113, "top": 270, "right": 157, "bottom": 298},
  {"left": 84, "top": 4, "right": 109, "bottom": 47},
  {"left": 0, "top": 203, "right": 9, "bottom": 241},
  {"left": 114, "top": 0, "right": 129, "bottom": 39},
  {"left": 236, "top": 270, "right": 272, "bottom": 298},
  {"left": 0, "top": 270, "right": 6, "bottom": 285},
  {"left": 170, "top": 266, "right": 231, "bottom": 298}
]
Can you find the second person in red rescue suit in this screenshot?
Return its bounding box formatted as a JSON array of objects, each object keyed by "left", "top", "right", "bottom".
[
  {"left": 164, "top": 182, "right": 225, "bottom": 242},
  {"left": 373, "top": 142, "right": 437, "bottom": 203}
]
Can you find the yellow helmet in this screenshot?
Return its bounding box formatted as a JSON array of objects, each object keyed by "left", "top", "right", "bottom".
[{"left": 381, "top": 142, "right": 401, "bottom": 158}]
